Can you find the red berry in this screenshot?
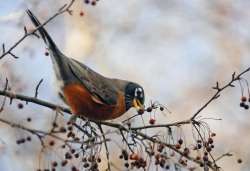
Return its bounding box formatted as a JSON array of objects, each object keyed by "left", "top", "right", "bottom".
[
  {"left": 80, "top": 11, "right": 84, "bottom": 16},
  {"left": 175, "top": 144, "right": 181, "bottom": 149},
  {"left": 241, "top": 96, "right": 247, "bottom": 102},
  {"left": 129, "top": 153, "right": 139, "bottom": 160},
  {"left": 138, "top": 109, "right": 144, "bottom": 115},
  {"left": 149, "top": 118, "right": 156, "bottom": 125}
]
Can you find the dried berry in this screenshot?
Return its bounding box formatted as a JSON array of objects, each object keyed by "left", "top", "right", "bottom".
[
  {"left": 240, "top": 102, "right": 245, "bottom": 107},
  {"left": 237, "top": 158, "right": 242, "bottom": 164},
  {"left": 241, "top": 96, "right": 247, "bottom": 102},
  {"left": 149, "top": 118, "right": 156, "bottom": 125},
  {"left": 244, "top": 104, "right": 249, "bottom": 110},
  {"left": 61, "top": 160, "right": 68, "bottom": 167},
  {"left": 49, "top": 140, "right": 55, "bottom": 146},
  {"left": 211, "top": 133, "right": 216, "bottom": 137},
  {"left": 146, "top": 107, "right": 152, "bottom": 112},
  {"left": 52, "top": 161, "right": 58, "bottom": 167},
  {"left": 208, "top": 137, "right": 213, "bottom": 144},
  {"left": 17, "top": 103, "right": 24, "bottom": 109},
  {"left": 138, "top": 108, "right": 144, "bottom": 115},
  {"left": 175, "top": 144, "right": 181, "bottom": 149},
  {"left": 80, "top": 11, "right": 84, "bottom": 16},
  {"left": 178, "top": 138, "right": 183, "bottom": 145},
  {"left": 160, "top": 106, "right": 164, "bottom": 111}
]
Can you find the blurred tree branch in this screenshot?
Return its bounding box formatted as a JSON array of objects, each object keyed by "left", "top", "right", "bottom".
[{"left": 0, "top": 0, "right": 75, "bottom": 60}]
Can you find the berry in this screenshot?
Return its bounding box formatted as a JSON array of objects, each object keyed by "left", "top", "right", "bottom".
[
  {"left": 178, "top": 138, "right": 183, "bottom": 145},
  {"left": 61, "top": 160, "right": 68, "bottom": 167},
  {"left": 45, "top": 51, "right": 49, "bottom": 56},
  {"left": 146, "top": 107, "right": 152, "bottom": 112},
  {"left": 26, "top": 136, "right": 31, "bottom": 141},
  {"left": 84, "top": 0, "right": 90, "bottom": 4},
  {"left": 17, "top": 103, "right": 24, "bottom": 109},
  {"left": 149, "top": 118, "right": 156, "bottom": 125},
  {"left": 27, "top": 117, "right": 32, "bottom": 122},
  {"left": 80, "top": 11, "right": 84, "bottom": 16},
  {"left": 197, "top": 143, "right": 202, "bottom": 149},
  {"left": 160, "top": 106, "right": 164, "bottom": 111},
  {"left": 65, "top": 152, "right": 72, "bottom": 159},
  {"left": 237, "top": 158, "right": 242, "bottom": 164},
  {"left": 91, "top": 1, "right": 96, "bottom": 5},
  {"left": 124, "top": 163, "right": 129, "bottom": 168},
  {"left": 211, "top": 133, "right": 216, "bottom": 137},
  {"left": 206, "top": 146, "right": 212, "bottom": 152},
  {"left": 52, "top": 161, "right": 58, "bottom": 167},
  {"left": 83, "top": 162, "right": 89, "bottom": 168},
  {"left": 138, "top": 109, "right": 144, "bottom": 115},
  {"left": 203, "top": 155, "right": 209, "bottom": 161},
  {"left": 183, "top": 147, "right": 190, "bottom": 156},
  {"left": 244, "top": 104, "right": 249, "bottom": 110},
  {"left": 196, "top": 156, "right": 201, "bottom": 160},
  {"left": 49, "top": 140, "right": 55, "bottom": 146},
  {"left": 241, "top": 96, "right": 247, "bottom": 102},
  {"left": 240, "top": 102, "right": 245, "bottom": 107},
  {"left": 130, "top": 153, "right": 139, "bottom": 160},
  {"left": 74, "top": 153, "right": 79, "bottom": 158},
  {"left": 208, "top": 137, "right": 213, "bottom": 144},
  {"left": 71, "top": 166, "right": 78, "bottom": 171},
  {"left": 175, "top": 144, "right": 181, "bottom": 149},
  {"left": 165, "top": 165, "right": 170, "bottom": 170}
]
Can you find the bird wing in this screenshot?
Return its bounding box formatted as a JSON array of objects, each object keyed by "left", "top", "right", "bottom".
[{"left": 68, "top": 59, "right": 119, "bottom": 106}]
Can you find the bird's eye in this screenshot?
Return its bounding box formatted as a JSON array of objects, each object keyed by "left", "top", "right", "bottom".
[{"left": 135, "top": 87, "right": 143, "bottom": 98}]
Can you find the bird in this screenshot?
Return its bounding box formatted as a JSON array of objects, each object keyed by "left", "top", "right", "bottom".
[{"left": 26, "top": 9, "right": 145, "bottom": 121}]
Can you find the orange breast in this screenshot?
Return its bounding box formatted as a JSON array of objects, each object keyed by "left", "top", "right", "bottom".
[{"left": 62, "top": 83, "right": 126, "bottom": 120}]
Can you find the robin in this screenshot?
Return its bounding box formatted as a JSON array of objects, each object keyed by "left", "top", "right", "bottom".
[{"left": 26, "top": 10, "right": 145, "bottom": 121}]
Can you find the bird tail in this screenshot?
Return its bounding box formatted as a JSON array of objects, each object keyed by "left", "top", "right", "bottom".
[
  {"left": 26, "top": 9, "right": 60, "bottom": 54},
  {"left": 26, "top": 9, "right": 72, "bottom": 82}
]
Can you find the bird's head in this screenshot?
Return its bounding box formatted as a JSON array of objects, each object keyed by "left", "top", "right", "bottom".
[{"left": 125, "top": 82, "right": 145, "bottom": 111}]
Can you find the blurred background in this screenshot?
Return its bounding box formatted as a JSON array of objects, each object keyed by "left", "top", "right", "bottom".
[{"left": 1, "top": 0, "right": 250, "bottom": 170}]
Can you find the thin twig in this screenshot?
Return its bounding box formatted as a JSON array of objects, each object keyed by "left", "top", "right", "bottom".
[{"left": 0, "top": 0, "right": 75, "bottom": 60}]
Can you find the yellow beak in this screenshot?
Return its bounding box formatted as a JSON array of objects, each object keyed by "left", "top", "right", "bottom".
[{"left": 133, "top": 99, "right": 144, "bottom": 110}]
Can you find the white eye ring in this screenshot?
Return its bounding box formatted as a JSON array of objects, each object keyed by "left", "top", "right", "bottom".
[{"left": 135, "top": 88, "right": 143, "bottom": 97}]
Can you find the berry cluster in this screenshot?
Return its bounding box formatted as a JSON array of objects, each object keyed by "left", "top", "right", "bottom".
[
  {"left": 84, "top": 0, "right": 99, "bottom": 6},
  {"left": 119, "top": 150, "right": 147, "bottom": 169}
]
